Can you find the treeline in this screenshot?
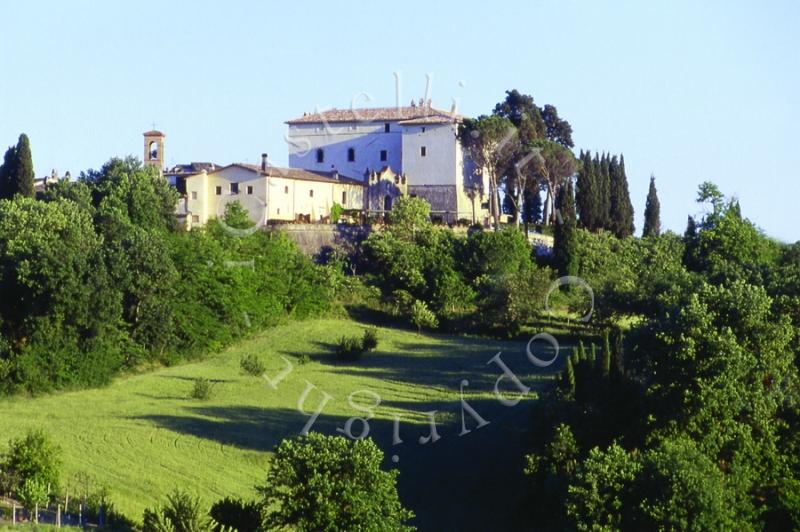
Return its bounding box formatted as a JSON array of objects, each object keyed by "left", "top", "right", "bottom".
[
  {"left": 0, "top": 151, "right": 332, "bottom": 395},
  {"left": 351, "top": 196, "right": 555, "bottom": 338},
  {"left": 459, "top": 90, "right": 641, "bottom": 242},
  {"left": 523, "top": 183, "right": 800, "bottom": 530},
  {"left": 575, "top": 150, "right": 635, "bottom": 237}
]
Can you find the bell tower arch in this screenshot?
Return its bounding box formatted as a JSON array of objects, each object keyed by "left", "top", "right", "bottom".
[{"left": 143, "top": 129, "right": 166, "bottom": 173}]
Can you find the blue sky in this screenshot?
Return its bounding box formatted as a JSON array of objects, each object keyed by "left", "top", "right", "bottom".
[{"left": 1, "top": 1, "right": 798, "bottom": 241}]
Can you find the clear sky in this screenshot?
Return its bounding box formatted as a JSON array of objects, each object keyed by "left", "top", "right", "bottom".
[{"left": 1, "top": 1, "right": 798, "bottom": 241}]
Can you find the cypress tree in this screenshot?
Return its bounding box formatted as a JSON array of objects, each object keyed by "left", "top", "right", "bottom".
[
  {"left": 575, "top": 150, "right": 597, "bottom": 230},
  {"left": 642, "top": 174, "right": 661, "bottom": 237},
  {"left": 591, "top": 342, "right": 598, "bottom": 368},
  {"left": 597, "top": 153, "right": 611, "bottom": 230},
  {"left": 612, "top": 327, "right": 625, "bottom": 378},
  {"left": 609, "top": 154, "right": 634, "bottom": 238},
  {"left": 601, "top": 329, "right": 611, "bottom": 379},
  {"left": 0, "top": 145, "right": 15, "bottom": 200},
  {"left": 561, "top": 355, "right": 576, "bottom": 394},
  {"left": 619, "top": 155, "right": 635, "bottom": 235},
  {"left": 4, "top": 133, "right": 36, "bottom": 198},
  {"left": 576, "top": 340, "right": 587, "bottom": 365},
  {"left": 553, "top": 178, "right": 578, "bottom": 276}
]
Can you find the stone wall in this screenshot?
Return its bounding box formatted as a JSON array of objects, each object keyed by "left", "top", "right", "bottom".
[{"left": 265, "top": 223, "right": 371, "bottom": 256}]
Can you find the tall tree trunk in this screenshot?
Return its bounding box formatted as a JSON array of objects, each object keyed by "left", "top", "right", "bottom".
[{"left": 490, "top": 174, "right": 501, "bottom": 230}]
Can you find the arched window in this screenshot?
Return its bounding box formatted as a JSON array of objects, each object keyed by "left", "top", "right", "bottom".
[
  {"left": 384, "top": 194, "right": 392, "bottom": 211},
  {"left": 347, "top": 147, "right": 355, "bottom": 162},
  {"left": 149, "top": 141, "right": 159, "bottom": 160},
  {"left": 316, "top": 148, "right": 324, "bottom": 163}
]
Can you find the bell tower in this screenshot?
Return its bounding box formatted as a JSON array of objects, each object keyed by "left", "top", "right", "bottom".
[{"left": 143, "top": 129, "right": 165, "bottom": 173}]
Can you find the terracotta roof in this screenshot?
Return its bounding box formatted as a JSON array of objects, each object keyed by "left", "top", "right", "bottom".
[
  {"left": 286, "top": 105, "right": 460, "bottom": 125},
  {"left": 398, "top": 115, "right": 456, "bottom": 125},
  {"left": 222, "top": 163, "right": 365, "bottom": 186},
  {"left": 143, "top": 130, "right": 165, "bottom": 137}
]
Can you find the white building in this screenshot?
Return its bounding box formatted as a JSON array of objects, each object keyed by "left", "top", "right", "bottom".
[
  {"left": 153, "top": 100, "right": 489, "bottom": 228},
  {"left": 286, "top": 100, "right": 488, "bottom": 223}
]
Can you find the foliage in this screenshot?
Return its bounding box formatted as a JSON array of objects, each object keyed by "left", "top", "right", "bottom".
[
  {"left": 258, "top": 433, "right": 414, "bottom": 531},
  {"left": 0, "top": 134, "right": 35, "bottom": 200},
  {"left": 608, "top": 154, "right": 635, "bottom": 238},
  {"left": 461, "top": 227, "right": 531, "bottom": 280},
  {"left": 642, "top": 175, "right": 661, "bottom": 237},
  {"left": 334, "top": 335, "right": 364, "bottom": 361},
  {"left": 386, "top": 196, "right": 431, "bottom": 239},
  {"left": 553, "top": 178, "right": 578, "bottom": 276},
  {"left": 361, "top": 327, "right": 379, "bottom": 351},
  {"left": 459, "top": 115, "right": 518, "bottom": 228},
  {"left": 239, "top": 354, "right": 265, "bottom": 377},
  {"left": 17, "top": 477, "right": 48, "bottom": 512},
  {"left": 190, "top": 378, "right": 213, "bottom": 400},
  {"left": 565, "top": 443, "right": 641, "bottom": 531},
  {"left": 0, "top": 430, "right": 61, "bottom": 500},
  {"left": 472, "top": 265, "right": 553, "bottom": 336},
  {"left": 142, "top": 490, "right": 212, "bottom": 532},
  {"left": 0, "top": 197, "right": 123, "bottom": 393},
  {"left": 221, "top": 200, "right": 255, "bottom": 230},
  {"left": 330, "top": 201, "right": 344, "bottom": 223},
  {"left": 410, "top": 299, "right": 438, "bottom": 333},
  {"left": 209, "top": 497, "right": 261, "bottom": 532}
]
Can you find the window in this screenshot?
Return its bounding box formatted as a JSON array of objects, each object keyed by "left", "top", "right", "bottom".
[
  {"left": 309, "top": 189, "right": 314, "bottom": 198},
  {"left": 421, "top": 127, "right": 426, "bottom": 133},
  {"left": 230, "top": 182, "right": 239, "bottom": 194},
  {"left": 342, "top": 191, "right": 347, "bottom": 204},
  {"left": 246, "top": 185, "right": 254, "bottom": 195},
  {"left": 384, "top": 123, "right": 390, "bottom": 133},
  {"left": 420, "top": 146, "right": 427, "bottom": 157},
  {"left": 316, "top": 148, "right": 324, "bottom": 163},
  {"left": 347, "top": 147, "right": 355, "bottom": 162},
  {"left": 380, "top": 150, "right": 387, "bottom": 162},
  {"left": 191, "top": 191, "right": 197, "bottom": 200},
  {"left": 215, "top": 186, "right": 222, "bottom": 195},
  {"left": 284, "top": 185, "right": 289, "bottom": 194},
  {"left": 277, "top": 208, "right": 280, "bottom": 214},
  {"left": 191, "top": 215, "right": 199, "bottom": 223}
]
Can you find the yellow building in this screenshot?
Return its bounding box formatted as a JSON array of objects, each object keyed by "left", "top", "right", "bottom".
[{"left": 183, "top": 162, "right": 367, "bottom": 228}]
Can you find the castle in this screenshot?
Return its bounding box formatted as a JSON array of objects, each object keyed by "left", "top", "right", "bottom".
[{"left": 148, "top": 100, "right": 490, "bottom": 227}]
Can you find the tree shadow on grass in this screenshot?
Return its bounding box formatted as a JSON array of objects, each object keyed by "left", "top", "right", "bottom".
[
  {"left": 285, "top": 336, "right": 564, "bottom": 392},
  {"left": 134, "top": 393, "right": 543, "bottom": 531}
]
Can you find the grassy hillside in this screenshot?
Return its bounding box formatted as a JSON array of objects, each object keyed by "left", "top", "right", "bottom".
[{"left": 0, "top": 319, "right": 563, "bottom": 529}]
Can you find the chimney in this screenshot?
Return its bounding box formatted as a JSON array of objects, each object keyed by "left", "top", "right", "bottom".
[{"left": 261, "top": 153, "right": 268, "bottom": 171}]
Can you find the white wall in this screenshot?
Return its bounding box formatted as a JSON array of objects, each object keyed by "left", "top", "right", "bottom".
[
  {"left": 288, "top": 122, "right": 402, "bottom": 177},
  {"left": 400, "top": 123, "right": 459, "bottom": 187}
]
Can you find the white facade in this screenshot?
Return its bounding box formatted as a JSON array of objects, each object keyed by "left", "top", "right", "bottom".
[
  {"left": 288, "top": 122, "right": 402, "bottom": 178},
  {"left": 286, "top": 105, "right": 489, "bottom": 223}
]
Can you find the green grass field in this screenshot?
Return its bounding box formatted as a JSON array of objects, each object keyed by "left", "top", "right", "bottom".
[{"left": 0, "top": 318, "right": 566, "bottom": 530}]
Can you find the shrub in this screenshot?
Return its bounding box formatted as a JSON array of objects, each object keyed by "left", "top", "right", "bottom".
[
  {"left": 258, "top": 433, "right": 414, "bottom": 531},
  {"left": 210, "top": 497, "right": 261, "bottom": 532},
  {"left": 361, "top": 328, "right": 379, "bottom": 351},
  {"left": 190, "top": 378, "right": 213, "bottom": 400},
  {"left": 330, "top": 202, "right": 344, "bottom": 223},
  {"left": 0, "top": 429, "right": 61, "bottom": 499},
  {"left": 239, "top": 353, "right": 265, "bottom": 377},
  {"left": 335, "top": 336, "right": 364, "bottom": 361},
  {"left": 143, "top": 490, "right": 211, "bottom": 532},
  {"left": 410, "top": 299, "right": 438, "bottom": 334}
]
